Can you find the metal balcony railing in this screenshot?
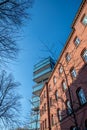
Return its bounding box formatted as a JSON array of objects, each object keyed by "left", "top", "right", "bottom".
[{"left": 33, "top": 67, "right": 52, "bottom": 80}]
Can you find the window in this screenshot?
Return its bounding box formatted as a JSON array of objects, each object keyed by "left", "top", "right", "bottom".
[
  {"left": 55, "top": 90, "right": 58, "bottom": 101},
  {"left": 59, "top": 66, "right": 63, "bottom": 74},
  {"left": 62, "top": 80, "right": 67, "bottom": 91},
  {"left": 70, "top": 68, "right": 77, "bottom": 79},
  {"left": 40, "top": 123, "right": 42, "bottom": 130},
  {"left": 45, "top": 119, "right": 47, "bottom": 129},
  {"left": 42, "top": 95, "right": 43, "bottom": 101},
  {"left": 43, "top": 121, "right": 44, "bottom": 130},
  {"left": 44, "top": 103, "right": 46, "bottom": 111},
  {"left": 51, "top": 114, "right": 54, "bottom": 126},
  {"left": 44, "top": 91, "right": 46, "bottom": 98},
  {"left": 40, "top": 109, "right": 42, "bottom": 116},
  {"left": 66, "top": 100, "right": 72, "bottom": 115},
  {"left": 42, "top": 106, "right": 44, "bottom": 114},
  {"left": 49, "top": 97, "right": 52, "bottom": 106},
  {"left": 40, "top": 97, "right": 42, "bottom": 104},
  {"left": 66, "top": 53, "right": 71, "bottom": 62},
  {"left": 85, "top": 119, "right": 87, "bottom": 129},
  {"left": 49, "top": 85, "right": 52, "bottom": 91},
  {"left": 81, "top": 49, "right": 87, "bottom": 63},
  {"left": 82, "top": 15, "right": 87, "bottom": 25},
  {"left": 76, "top": 87, "right": 87, "bottom": 105},
  {"left": 70, "top": 126, "right": 78, "bottom": 130},
  {"left": 74, "top": 37, "right": 80, "bottom": 46},
  {"left": 53, "top": 76, "right": 57, "bottom": 84},
  {"left": 57, "top": 109, "right": 62, "bottom": 121}
]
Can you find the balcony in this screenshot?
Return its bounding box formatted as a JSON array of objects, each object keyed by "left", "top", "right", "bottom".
[
  {"left": 32, "top": 101, "right": 40, "bottom": 111},
  {"left": 32, "top": 83, "right": 44, "bottom": 96},
  {"left": 31, "top": 113, "right": 40, "bottom": 122},
  {"left": 32, "top": 96, "right": 40, "bottom": 102},
  {"left": 34, "top": 59, "right": 51, "bottom": 73},
  {"left": 33, "top": 57, "right": 55, "bottom": 72},
  {"left": 33, "top": 67, "right": 52, "bottom": 83}
]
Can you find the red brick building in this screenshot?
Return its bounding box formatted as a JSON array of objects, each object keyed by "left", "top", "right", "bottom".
[{"left": 40, "top": 0, "right": 87, "bottom": 130}]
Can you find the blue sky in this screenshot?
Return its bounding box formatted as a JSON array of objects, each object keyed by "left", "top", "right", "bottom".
[{"left": 7, "top": 0, "right": 82, "bottom": 123}]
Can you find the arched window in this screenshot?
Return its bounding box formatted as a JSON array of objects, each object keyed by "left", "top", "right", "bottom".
[
  {"left": 51, "top": 114, "right": 54, "bottom": 126},
  {"left": 43, "top": 121, "right": 44, "bottom": 130},
  {"left": 70, "top": 67, "right": 77, "bottom": 79},
  {"left": 74, "top": 36, "right": 80, "bottom": 47},
  {"left": 49, "top": 84, "right": 52, "bottom": 91},
  {"left": 70, "top": 126, "right": 78, "bottom": 130},
  {"left": 81, "top": 48, "right": 87, "bottom": 63},
  {"left": 55, "top": 90, "right": 58, "bottom": 101},
  {"left": 40, "top": 109, "right": 42, "bottom": 116},
  {"left": 76, "top": 87, "right": 87, "bottom": 105},
  {"left": 85, "top": 119, "right": 87, "bottom": 129},
  {"left": 81, "top": 14, "right": 87, "bottom": 25},
  {"left": 40, "top": 123, "right": 42, "bottom": 130},
  {"left": 45, "top": 119, "right": 47, "bottom": 129},
  {"left": 66, "top": 100, "right": 72, "bottom": 115},
  {"left": 44, "top": 90, "right": 46, "bottom": 98},
  {"left": 53, "top": 76, "right": 57, "bottom": 85},
  {"left": 44, "top": 103, "right": 46, "bottom": 111},
  {"left": 57, "top": 109, "right": 62, "bottom": 121},
  {"left": 59, "top": 66, "right": 63, "bottom": 74},
  {"left": 62, "top": 80, "right": 67, "bottom": 91},
  {"left": 42, "top": 106, "right": 44, "bottom": 114},
  {"left": 49, "top": 97, "right": 52, "bottom": 106},
  {"left": 66, "top": 53, "right": 71, "bottom": 62}
]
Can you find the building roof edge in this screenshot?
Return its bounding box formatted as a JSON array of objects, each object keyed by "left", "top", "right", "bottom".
[
  {"left": 71, "top": 0, "right": 86, "bottom": 28},
  {"left": 48, "top": 0, "right": 86, "bottom": 83}
]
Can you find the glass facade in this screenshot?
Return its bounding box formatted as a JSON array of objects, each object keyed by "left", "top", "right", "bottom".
[
  {"left": 33, "top": 57, "right": 55, "bottom": 72},
  {"left": 32, "top": 96, "right": 39, "bottom": 102},
  {"left": 33, "top": 67, "right": 52, "bottom": 80},
  {"left": 33, "top": 57, "right": 55, "bottom": 82},
  {"left": 33, "top": 83, "right": 43, "bottom": 95},
  {"left": 30, "top": 57, "right": 55, "bottom": 130}
]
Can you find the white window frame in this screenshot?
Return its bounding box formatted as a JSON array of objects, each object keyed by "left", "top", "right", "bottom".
[
  {"left": 74, "top": 37, "right": 80, "bottom": 46},
  {"left": 66, "top": 100, "right": 72, "bottom": 114},
  {"left": 66, "top": 53, "right": 71, "bottom": 62},
  {"left": 49, "top": 85, "right": 52, "bottom": 91},
  {"left": 59, "top": 66, "right": 63, "bottom": 74},
  {"left": 62, "top": 81, "right": 67, "bottom": 91},
  {"left": 78, "top": 88, "right": 87, "bottom": 105},
  {"left": 82, "top": 15, "right": 87, "bottom": 25},
  {"left": 51, "top": 115, "right": 54, "bottom": 126},
  {"left": 71, "top": 68, "right": 77, "bottom": 79},
  {"left": 53, "top": 76, "right": 57, "bottom": 84},
  {"left": 82, "top": 49, "right": 87, "bottom": 63},
  {"left": 58, "top": 109, "right": 62, "bottom": 121},
  {"left": 55, "top": 90, "right": 58, "bottom": 101}
]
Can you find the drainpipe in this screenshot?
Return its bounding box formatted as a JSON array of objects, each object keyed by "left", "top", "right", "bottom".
[
  {"left": 46, "top": 82, "right": 51, "bottom": 130},
  {"left": 59, "top": 63, "right": 78, "bottom": 129}
]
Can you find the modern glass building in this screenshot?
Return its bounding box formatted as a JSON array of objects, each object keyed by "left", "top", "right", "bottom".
[{"left": 30, "top": 57, "right": 55, "bottom": 130}]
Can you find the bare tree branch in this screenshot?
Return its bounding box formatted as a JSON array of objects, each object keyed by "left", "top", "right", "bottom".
[
  {"left": 0, "top": 0, "right": 33, "bottom": 65},
  {"left": 0, "top": 70, "right": 21, "bottom": 128}
]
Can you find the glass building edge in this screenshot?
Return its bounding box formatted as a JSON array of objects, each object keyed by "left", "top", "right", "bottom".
[
  {"left": 29, "top": 111, "right": 40, "bottom": 129},
  {"left": 30, "top": 57, "right": 55, "bottom": 130},
  {"left": 33, "top": 67, "right": 52, "bottom": 79},
  {"left": 33, "top": 68, "right": 52, "bottom": 81},
  {"left": 33, "top": 57, "right": 55, "bottom": 73},
  {"left": 32, "top": 96, "right": 40, "bottom": 102},
  {"left": 31, "top": 112, "right": 40, "bottom": 122},
  {"left": 29, "top": 121, "right": 40, "bottom": 130},
  {"left": 33, "top": 83, "right": 43, "bottom": 93},
  {"left": 33, "top": 60, "right": 51, "bottom": 72},
  {"left": 32, "top": 101, "right": 40, "bottom": 110},
  {"left": 34, "top": 57, "right": 55, "bottom": 69}
]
